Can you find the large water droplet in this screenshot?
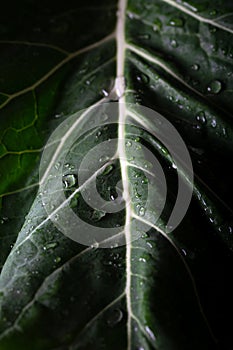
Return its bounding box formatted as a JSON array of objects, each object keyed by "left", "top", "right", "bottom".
[
  {"left": 107, "top": 308, "right": 123, "bottom": 327},
  {"left": 207, "top": 80, "right": 222, "bottom": 94},
  {"left": 63, "top": 174, "right": 76, "bottom": 188}
]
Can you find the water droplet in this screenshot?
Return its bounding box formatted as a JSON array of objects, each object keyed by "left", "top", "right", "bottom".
[
  {"left": 209, "top": 9, "right": 217, "bottom": 16},
  {"left": 172, "top": 163, "right": 177, "bottom": 169},
  {"left": 139, "top": 206, "right": 145, "bottom": 216},
  {"left": 138, "top": 257, "right": 146, "bottom": 263},
  {"left": 110, "top": 190, "right": 118, "bottom": 201},
  {"left": 43, "top": 242, "right": 58, "bottom": 250},
  {"left": 54, "top": 162, "right": 61, "bottom": 170},
  {"left": 153, "top": 18, "right": 162, "bottom": 31},
  {"left": 127, "top": 12, "right": 135, "bottom": 19},
  {"left": 101, "top": 89, "right": 109, "bottom": 97},
  {"left": 207, "top": 80, "right": 222, "bottom": 94},
  {"left": 54, "top": 256, "right": 61, "bottom": 263},
  {"left": 107, "top": 308, "right": 123, "bottom": 327},
  {"left": 141, "top": 177, "right": 149, "bottom": 184},
  {"left": 169, "top": 17, "right": 184, "bottom": 27},
  {"left": 145, "top": 325, "right": 156, "bottom": 341},
  {"left": 126, "top": 140, "right": 132, "bottom": 147},
  {"left": 63, "top": 174, "right": 76, "bottom": 188},
  {"left": 136, "top": 73, "right": 149, "bottom": 84},
  {"left": 170, "top": 39, "right": 178, "bottom": 48},
  {"left": 102, "top": 164, "right": 114, "bottom": 175},
  {"left": 191, "top": 63, "right": 200, "bottom": 71},
  {"left": 211, "top": 118, "right": 217, "bottom": 128},
  {"left": 99, "top": 155, "right": 110, "bottom": 163},
  {"left": 54, "top": 214, "right": 59, "bottom": 221},
  {"left": 91, "top": 210, "right": 106, "bottom": 222},
  {"left": 196, "top": 111, "right": 206, "bottom": 124},
  {"left": 138, "top": 33, "right": 151, "bottom": 40}
]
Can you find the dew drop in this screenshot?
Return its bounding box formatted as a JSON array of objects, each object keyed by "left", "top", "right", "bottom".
[
  {"left": 170, "top": 39, "right": 178, "bottom": 48},
  {"left": 211, "top": 118, "right": 217, "bottom": 128},
  {"left": 136, "top": 73, "right": 149, "bottom": 84},
  {"left": 54, "top": 162, "right": 61, "bottom": 170},
  {"left": 207, "top": 80, "right": 222, "bottom": 94},
  {"left": 141, "top": 177, "right": 149, "bottom": 184},
  {"left": 191, "top": 63, "right": 200, "bottom": 71},
  {"left": 54, "top": 256, "right": 61, "bottom": 263},
  {"left": 44, "top": 242, "right": 58, "bottom": 250},
  {"left": 101, "top": 89, "right": 109, "bottom": 97},
  {"left": 139, "top": 257, "right": 147, "bottom": 263},
  {"left": 110, "top": 190, "right": 118, "bottom": 201},
  {"left": 63, "top": 174, "right": 76, "bottom": 188},
  {"left": 102, "top": 164, "right": 114, "bottom": 175},
  {"left": 145, "top": 325, "right": 156, "bottom": 341},
  {"left": 169, "top": 17, "right": 184, "bottom": 27},
  {"left": 138, "top": 33, "right": 151, "bottom": 40},
  {"left": 196, "top": 111, "right": 206, "bottom": 124},
  {"left": 209, "top": 9, "right": 217, "bottom": 16},
  {"left": 106, "top": 308, "right": 123, "bottom": 327},
  {"left": 91, "top": 210, "right": 106, "bottom": 222},
  {"left": 139, "top": 206, "right": 146, "bottom": 216},
  {"left": 126, "top": 140, "right": 132, "bottom": 147},
  {"left": 99, "top": 155, "right": 110, "bottom": 163}
]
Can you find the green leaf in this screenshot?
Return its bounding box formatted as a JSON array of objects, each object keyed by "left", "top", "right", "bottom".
[{"left": 0, "top": 0, "right": 233, "bottom": 349}]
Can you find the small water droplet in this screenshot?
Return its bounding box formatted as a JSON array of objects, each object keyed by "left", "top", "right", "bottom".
[
  {"left": 153, "top": 18, "right": 162, "bottom": 31},
  {"left": 126, "top": 140, "right": 132, "bottom": 147},
  {"left": 54, "top": 112, "right": 64, "bottom": 119},
  {"left": 107, "top": 308, "right": 123, "bottom": 327},
  {"left": 54, "top": 214, "right": 59, "bottom": 221},
  {"left": 43, "top": 242, "right": 58, "bottom": 250},
  {"left": 91, "top": 210, "right": 106, "bottom": 222},
  {"left": 141, "top": 177, "right": 149, "bottom": 184},
  {"left": 101, "top": 89, "right": 109, "bottom": 97},
  {"left": 139, "top": 206, "right": 145, "bottom": 216},
  {"left": 139, "top": 257, "right": 147, "bottom": 263},
  {"left": 141, "top": 231, "right": 149, "bottom": 238},
  {"left": 211, "top": 118, "right": 217, "bottom": 128},
  {"left": 170, "top": 39, "right": 178, "bottom": 48},
  {"left": 54, "top": 256, "right": 61, "bottom": 263},
  {"left": 102, "top": 164, "right": 114, "bottom": 175},
  {"left": 145, "top": 325, "right": 156, "bottom": 341},
  {"left": 169, "top": 17, "right": 184, "bottom": 27},
  {"left": 196, "top": 111, "right": 206, "bottom": 124},
  {"left": 99, "top": 155, "right": 110, "bottom": 163},
  {"left": 191, "top": 63, "right": 200, "bottom": 71},
  {"left": 136, "top": 73, "right": 149, "bottom": 84},
  {"left": 127, "top": 12, "right": 135, "bottom": 19},
  {"left": 54, "top": 162, "right": 61, "bottom": 170},
  {"left": 209, "top": 9, "right": 217, "bottom": 16},
  {"left": 207, "top": 80, "right": 222, "bottom": 94},
  {"left": 63, "top": 174, "right": 76, "bottom": 188},
  {"left": 138, "top": 33, "right": 151, "bottom": 40},
  {"left": 110, "top": 190, "right": 118, "bottom": 201}
]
